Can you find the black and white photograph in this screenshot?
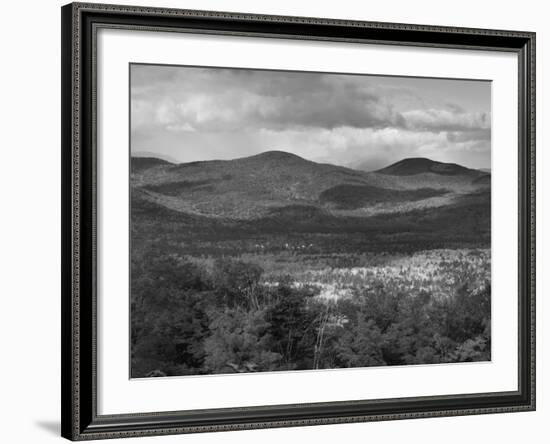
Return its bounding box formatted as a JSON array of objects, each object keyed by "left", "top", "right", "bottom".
[
  {"left": 1, "top": 0, "right": 543, "bottom": 442},
  {"left": 130, "top": 64, "right": 492, "bottom": 378}
]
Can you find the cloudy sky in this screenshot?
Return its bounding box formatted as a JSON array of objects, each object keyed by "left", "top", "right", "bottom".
[{"left": 130, "top": 64, "right": 491, "bottom": 170}]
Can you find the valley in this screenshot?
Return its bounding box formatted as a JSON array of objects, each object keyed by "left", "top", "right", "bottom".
[{"left": 130, "top": 151, "right": 491, "bottom": 377}]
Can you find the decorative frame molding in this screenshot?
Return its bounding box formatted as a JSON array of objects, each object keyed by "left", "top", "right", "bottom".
[{"left": 61, "top": 2, "right": 535, "bottom": 440}]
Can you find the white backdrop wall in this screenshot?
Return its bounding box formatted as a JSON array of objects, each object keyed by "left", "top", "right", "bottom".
[{"left": 0, "top": 1, "right": 546, "bottom": 443}]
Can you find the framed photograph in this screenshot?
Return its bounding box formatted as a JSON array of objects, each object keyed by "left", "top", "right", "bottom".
[{"left": 61, "top": 2, "right": 536, "bottom": 440}]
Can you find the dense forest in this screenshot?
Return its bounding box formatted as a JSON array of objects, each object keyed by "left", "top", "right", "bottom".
[{"left": 131, "top": 253, "right": 490, "bottom": 377}]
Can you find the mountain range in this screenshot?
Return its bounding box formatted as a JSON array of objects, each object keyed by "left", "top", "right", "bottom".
[{"left": 131, "top": 151, "right": 490, "bottom": 220}]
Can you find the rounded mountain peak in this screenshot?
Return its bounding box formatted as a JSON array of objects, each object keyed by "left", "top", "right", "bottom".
[
  {"left": 377, "top": 157, "right": 473, "bottom": 176},
  {"left": 247, "top": 150, "right": 306, "bottom": 162}
]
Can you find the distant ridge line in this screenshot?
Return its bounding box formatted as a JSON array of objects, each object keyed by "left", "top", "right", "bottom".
[{"left": 131, "top": 151, "right": 478, "bottom": 175}]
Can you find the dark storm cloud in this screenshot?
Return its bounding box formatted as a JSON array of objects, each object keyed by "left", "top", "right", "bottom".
[
  {"left": 131, "top": 66, "right": 490, "bottom": 133},
  {"left": 131, "top": 64, "right": 492, "bottom": 169},
  {"left": 132, "top": 67, "right": 405, "bottom": 132}
]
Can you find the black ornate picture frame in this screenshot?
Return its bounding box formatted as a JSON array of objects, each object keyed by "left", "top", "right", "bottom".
[{"left": 61, "top": 2, "right": 535, "bottom": 440}]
